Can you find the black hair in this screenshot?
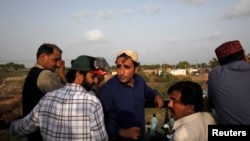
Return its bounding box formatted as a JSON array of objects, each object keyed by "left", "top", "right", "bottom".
[
  {"left": 36, "top": 43, "right": 62, "bottom": 59},
  {"left": 218, "top": 50, "right": 244, "bottom": 65},
  {"left": 167, "top": 81, "right": 204, "bottom": 112},
  {"left": 65, "top": 69, "right": 88, "bottom": 83}
]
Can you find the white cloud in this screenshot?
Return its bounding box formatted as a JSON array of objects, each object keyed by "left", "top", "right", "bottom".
[
  {"left": 166, "top": 38, "right": 180, "bottom": 44},
  {"left": 206, "top": 31, "right": 222, "bottom": 40},
  {"left": 180, "top": 0, "right": 205, "bottom": 5},
  {"left": 84, "top": 29, "right": 107, "bottom": 43},
  {"left": 222, "top": 0, "right": 250, "bottom": 19},
  {"left": 140, "top": 4, "right": 162, "bottom": 15},
  {"left": 71, "top": 11, "right": 90, "bottom": 23},
  {"left": 98, "top": 10, "right": 116, "bottom": 20},
  {"left": 122, "top": 9, "right": 133, "bottom": 16}
]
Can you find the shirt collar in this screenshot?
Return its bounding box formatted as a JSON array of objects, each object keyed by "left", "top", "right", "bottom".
[
  {"left": 172, "top": 112, "right": 201, "bottom": 131},
  {"left": 64, "top": 83, "right": 88, "bottom": 94},
  {"left": 116, "top": 74, "right": 139, "bottom": 88},
  {"left": 35, "top": 64, "right": 44, "bottom": 69}
]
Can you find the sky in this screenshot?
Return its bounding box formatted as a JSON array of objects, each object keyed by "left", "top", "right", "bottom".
[{"left": 1, "top": 0, "right": 250, "bottom": 68}]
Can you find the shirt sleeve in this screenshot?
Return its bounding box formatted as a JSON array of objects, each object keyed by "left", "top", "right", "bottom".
[
  {"left": 96, "top": 83, "right": 120, "bottom": 137},
  {"left": 37, "top": 70, "right": 64, "bottom": 93},
  {"left": 90, "top": 98, "right": 108, "bottom": 140},
  {"left": 10, "top": 104, "right": 40, "bottom": 137}
]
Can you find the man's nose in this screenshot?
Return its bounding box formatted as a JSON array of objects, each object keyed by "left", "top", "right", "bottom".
[{"left": 167, "top": 100, "right": 173, "bottom": 108}]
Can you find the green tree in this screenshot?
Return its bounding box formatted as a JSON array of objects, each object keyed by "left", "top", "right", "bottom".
[
  {"left": 208, "top": 58, "right": 219, "bottom": 68},
  {"left": 176, "top": 61, "right": 190, "bottom": 69},
  {"left": 141, "top": 64, "right": 161, "bottom": 69}
]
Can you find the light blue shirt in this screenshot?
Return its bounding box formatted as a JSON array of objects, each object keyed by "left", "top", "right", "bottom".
[
  {"left": 208, "top": 60, "right": 250, "bottom": 124},
  {"left": 150, "top": 117, "right": 158, "bottom": 130}
]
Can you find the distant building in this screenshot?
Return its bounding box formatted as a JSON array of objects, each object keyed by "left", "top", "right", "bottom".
[
  {"left": 143, "top": 69, "right": 161, "bottom": 76},
  {"left": 187, "top": 68, "right": 200, "bottom": 76},
  {"left": 170, "top": 69, "right": 186, "bottom": 75}
]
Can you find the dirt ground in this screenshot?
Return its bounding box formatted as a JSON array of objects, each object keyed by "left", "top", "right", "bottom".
[{"left": 145, "top": 108, "right": 169, "bottom": 132}]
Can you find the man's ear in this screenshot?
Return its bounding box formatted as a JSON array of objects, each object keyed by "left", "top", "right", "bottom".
[
  {"left": 243, "top": 52, "right": 249, "bottom": 63},
  {"left": 38, "top": 53, "right": 47, "bottom": 63},
  {"left": 186, "top": 104, "right": 195, "bottom": 113},
  {"left": 135, "top": 66, "right": 139, "bottom": 73},
  {"left": 74, "top": 71, "right": 84, "bottom": 84},
  {"left": 39, "top": 53, "right": 44, "bottom": 58}
]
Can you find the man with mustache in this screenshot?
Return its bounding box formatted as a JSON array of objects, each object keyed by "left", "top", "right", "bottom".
[
  {"left": 167, "top": 81, "right": 216, "bottom": 141},
  {"left": 22, "top": 43, "right": 66, "bottom": 141}
]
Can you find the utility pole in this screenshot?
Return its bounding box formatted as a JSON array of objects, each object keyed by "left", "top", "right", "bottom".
[{"left": 164, "top": 64, "right": 166, "bottom": 79}]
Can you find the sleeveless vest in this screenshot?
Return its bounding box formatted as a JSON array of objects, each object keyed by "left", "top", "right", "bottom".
[
  {"left": 22, "top": 67, "right": 44, "bottom": 116},
  {"left": 22, "top": 67, "right": 44, "bottom": 141}
]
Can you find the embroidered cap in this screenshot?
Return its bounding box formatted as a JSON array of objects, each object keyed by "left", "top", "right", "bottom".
[{"left": 215, "top": 40, "right": 244, "bottom": 60}]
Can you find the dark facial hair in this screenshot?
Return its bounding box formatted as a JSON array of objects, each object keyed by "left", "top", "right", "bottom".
[{"left": 81, "top": 79, "right": 93, "bottom": 91}]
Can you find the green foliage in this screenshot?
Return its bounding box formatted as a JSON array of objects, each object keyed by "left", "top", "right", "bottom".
[
  {"left": 176, "top": 61, "right": 190, "bottom": 69},
  {"left": 140, "top": 64, "right": 161, "bottom": 69},
  {"left": 0, "top": 63, "right": 27, "bottom": 85},
  {"left": 137, "top": 70, "right": 149, "bottom": 81},
  {"left": 209, "top": 57, "right": 219, "bottom": 68},
  {"left": 153, "top": 83, "right": 170, "bottom": 99},
  {"left": 0, "top": 62, "right": 25, "bottom": 71},
  {"left": 151, "top": 73, "right": 193, "bottom": 98},
  {"left": 0, "top": 69, "right": 28, "bottom": 81}
]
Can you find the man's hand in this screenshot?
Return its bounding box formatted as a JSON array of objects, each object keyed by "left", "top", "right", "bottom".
[
  {"left": 154, "top": 95, "right": 164, "bottom": 109},
  {"left": 58, "top": 60, "right": 67, "bottom": 84},
  {"left": 118, "top": 127, "right": 141, "bottom": 140}
]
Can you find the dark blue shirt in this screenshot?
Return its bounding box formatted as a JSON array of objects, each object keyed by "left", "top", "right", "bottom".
[{"left": 96, "top": 74, "right": 160, "bottom": 141}]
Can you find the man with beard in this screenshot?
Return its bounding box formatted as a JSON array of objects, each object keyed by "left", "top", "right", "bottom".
[
  {"left": 71, "top": 56, "right": 109, "bottom": 95},
  {"left": 167, "top": 81, "right": 216, "bottom": 141},
  {"left": 10, "top": 55, "right": 108, "bottom": 141}
]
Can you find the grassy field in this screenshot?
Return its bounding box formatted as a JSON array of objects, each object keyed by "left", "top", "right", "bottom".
[{"left": 0, "top": 130, "right": 27, "bottom": 141}]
